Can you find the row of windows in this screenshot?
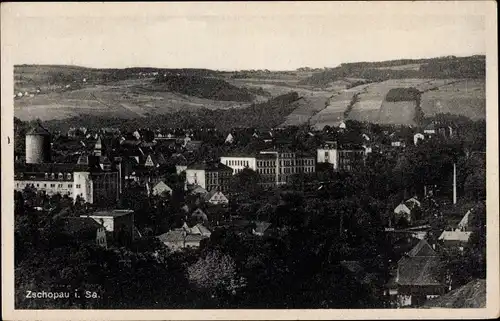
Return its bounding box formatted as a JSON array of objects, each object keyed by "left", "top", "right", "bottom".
[
  {"left": 16, "top": 182, "right": 81, "bottom": 189},
  {"left": 258, "top": 167, "right": 315, "bottom": 175},
  {"left": 225, "top": 159, "right": 250, "bottom": 167}
]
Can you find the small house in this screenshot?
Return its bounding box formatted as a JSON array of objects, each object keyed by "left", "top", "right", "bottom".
[
  {"left": 204, "top": 190, "right": 229, "bottom": 205},
  {"left": 152, "top": 181, "right": 173, "bottom": 196}
]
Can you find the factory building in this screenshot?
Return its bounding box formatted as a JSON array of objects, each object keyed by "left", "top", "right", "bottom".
[{"left": 15, "top": 129, "right": 120, "bottom": 205}]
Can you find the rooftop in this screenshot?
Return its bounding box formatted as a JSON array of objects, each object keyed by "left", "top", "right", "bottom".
[
  {"left": 87, "top": 209, "right": 134, "bottom": 218},
  {"left": 27, "top": 123, "right": 51, "bottom": 136},
  {"left": 422, "top": 279, "right": 486, "bottom": 308}
]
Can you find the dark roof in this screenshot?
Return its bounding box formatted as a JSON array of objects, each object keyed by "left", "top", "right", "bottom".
[
  {"left": 86, "top": 209, "right": 134, "bottom": 218},
  {"left": 187, "top": 162, "right": 233, "bottom": 172},
  {"left": 422, "top": 279, "right": 486, "bottom": 308},
  {"left": 27, "top": 123, "right": 51, "bottom": 136},
  {"left": 397, "top": 256, "right": 442, "bottom": 286},
  {"left": 14, "top": 163, "right": 99, "bottom": 179},
  {"left": 407, "top": 239, "right": 437, "bottom": 257},
  {"left": 61, "top": 217, "right": 102, "bottom": 240}
]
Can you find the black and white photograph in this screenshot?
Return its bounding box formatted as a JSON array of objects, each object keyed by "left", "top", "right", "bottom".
[{"left": 1, "top": 1, "right": 498, "bottom": 320}]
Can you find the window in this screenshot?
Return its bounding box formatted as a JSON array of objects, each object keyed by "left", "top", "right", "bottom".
[
  {"left": 68, "top": 184, "right": 73, "bottom": 188},
  {"left": 66, "top": 173, "right": 72, "bottom": 180},
  {"left": 58, "top": 173, "right": 63, "bottom": 179},
  {"left": 43, "top": 184, "right": 47, "bottom": 187},
  {"left": 50, "top": 173, "right": 55, "bottom": 179},
  {"left": 50, "top": 184, "right": 55, "bottom": 188},
  {"left": 76, "top": 184, "right": 81, "bottom": 189},
  {"left": 36, "top": 184, "right": 39, "bottom": 187},
  {"left": 45, "top": 173, "right": 49, "bottom": 179}
]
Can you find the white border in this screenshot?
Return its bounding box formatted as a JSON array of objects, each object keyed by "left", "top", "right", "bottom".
[{"left": 2, "top": 2, "right": 498, "bottom": 320}]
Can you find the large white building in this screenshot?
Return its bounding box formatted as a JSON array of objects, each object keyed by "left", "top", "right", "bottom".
[
  {"left": 220, "top": 156, "right": 257, "bottom": 173},
  {"left": 15, "top": 130, "right": 120, "bottom": 205}
]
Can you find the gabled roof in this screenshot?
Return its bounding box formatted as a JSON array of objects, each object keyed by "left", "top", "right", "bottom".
[
  {"left": 61, "top": 217, "right": 103, "bottom": 240},
  {"left": 190, "top": 186, "right": 208, "bottom": 195},
  {"left": 254, "top": 221, "right": 271, "bottom": 234},
  {"left": 397, "top": 256, "right": 442, "bottom": 286},
  {"left": 157, "top": 230, "right": 185, "bottom": 243},
  {"left": 407, "top": 239, "right": 437, "bottom": 257},
  {"left": 153, "top": 181, "right": 173, "bottom": 192},
  {"left": 422, "top": 279, "right": 486, "bottom": 308},
  {"left": 457, "top": 210, "right": 472, "bottom": 231},
  {"left": 438, "top": 231, "right": 472, "bottom": 243},
  {"left": 204, "top": 190, "right": 228, "bottom": 202}
]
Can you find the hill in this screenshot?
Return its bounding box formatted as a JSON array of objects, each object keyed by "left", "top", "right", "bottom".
[
  {"left": 299, "top": 56, "right": 485, "bottom": 87},
  {"left": 13, "top": 56, "right": 486, "bottom": 127},
  {"left": 41, "top": 92, "right": 301, "bottom": 132}
]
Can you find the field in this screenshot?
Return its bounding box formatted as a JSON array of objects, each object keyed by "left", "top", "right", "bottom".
[
  {"left": 13, "top": 61, "right": 486, "bottom": 125},
  {"left": 378, "top": 101, "right": 418, "bottom": 125},
  {"left": 345, "top": 79, "right": 429, "bottom": 123},
  {"left": 420, "top": 79, "right": 485, "bottom": 120}
]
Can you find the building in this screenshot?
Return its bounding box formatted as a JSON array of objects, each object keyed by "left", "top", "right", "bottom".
[
  {"left": 14, "top": 160, "right": 120, "bottom": 205},
  {"left": 61, "top": 217, "right": 107, "bottom": 248},
  {"left": 438, "top": 231, "right": 472, "bottom": 249},
  {"left": 25, "top": 123, "right": 51, "bottom": 164},
  {"left": 394, "top": 197, "right": 422, "bottom": 225},
  {"left": 317, "top": 141, "right": 365, "bottom": 171},
  {"left": 15, "top": 130, "right": 120, "bottom": 205},
  {"left": 157, "top": 223, "right": 211, "bottom": 251},
  {"left": 204, "top": 190, "right": 229, "bottom": 205},
  {"left": 220, "top": 155, "right": 258, "bottom": 174},
  {"left": 152, "top": 181, "right": 173, "bottom": 196},
  {"left": 185, "top": 162, "right": 233, "bottom": 192},
  {"left": 81, "top": 209, "right": 135, "bottom": 245},
  {"left": 391, "top": 239, "right": 448, "bottom": 307},
  {"left": 256, "top": 151, "right": 315, "bottom": 187}
]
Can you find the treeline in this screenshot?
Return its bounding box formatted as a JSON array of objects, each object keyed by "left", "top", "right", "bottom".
[
  {"left": 300, "top": 56, "right": 485, "bottom": 87},
  {"left": 42, "top": 92, "right": 301, "bottom": 133},
  {"left": 150, "top": 74, "right": 255, "bottom": 102},
  {"left": 385, "top": 87, "right": 421, "bottom": 102}
]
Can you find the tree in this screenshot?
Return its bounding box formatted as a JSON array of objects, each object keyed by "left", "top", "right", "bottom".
[{"left": 187, "top": 250, "right": 246, "bottom": 297}]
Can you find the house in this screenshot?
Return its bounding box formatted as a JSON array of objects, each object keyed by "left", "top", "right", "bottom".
[
  {"left": 394, "top": 197, "right": 422, "bottom": 225},
  {"left": 252, "top": 221, "right": 272, "bottom": 236},
  {"left": 204, "top": 190, "right": 229, "bottom": 205},
  {"left": 189, "top": 185, "right": 208, "bottom": 195},
  {"left": 225, "top": 133, "right": 235, "bottom": 144},
  {"left": 185, "top": 162, "right": 233, "bottom": 192},
  {"left": 81, "top": 209, "right": 135, "bottom": 245},
  {"left": 438, "top": 231, "right": 472, "bottom": 249},
  {"left": 338, "top": 121, "right": 347, "bottom": 130},
  {"left": 152, "top": 181, "right": 173, "bottom": 196},
  {"left": 61, "top": 217, "right": 107, "bottom": 248},
  {"left": 456, "top": 208, "right": 474, "bottom": 231},
  {"left": 391, "top": 239, "right": 448, "bottom": 307},
  {"left": 157, "top": 223, "right": 211, "bottom": 251},
  {"left": 422, "top": 279, "right": 486, "bottom": 308},
  {"left": 423, "top": 123, "right": 436, "bottom": 136},
  {"left": 157, "top": 230, "right": 186, "bottom": 252}
]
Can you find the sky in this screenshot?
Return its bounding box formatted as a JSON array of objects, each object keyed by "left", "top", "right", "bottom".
[{"left": 4, "top": 2, "right": 488, "bottom": 71}]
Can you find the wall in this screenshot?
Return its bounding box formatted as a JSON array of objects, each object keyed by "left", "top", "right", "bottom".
[
  {"left": 185, "top": 169, "right": 206, "bottom": 189},
  {"left": 73, "top": 171, "right": 93, "bottom": 203},
  {"left": 220, "top": 157, "right": 257, "bottom": 174},
  {"left": 317, "top": 148, "right": 338, "bottom": 170},
  {"left": 14, "top": 179, "right": 73, "bottom": 197}
]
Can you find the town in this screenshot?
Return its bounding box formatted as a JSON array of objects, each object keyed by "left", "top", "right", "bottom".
[{"left": 13, "top": 114, "right": 486, "bottom": 309}]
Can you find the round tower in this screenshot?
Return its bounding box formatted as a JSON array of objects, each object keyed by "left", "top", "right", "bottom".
[{"left": 25, "top": 123, "right": 51, "bottom": 164}]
